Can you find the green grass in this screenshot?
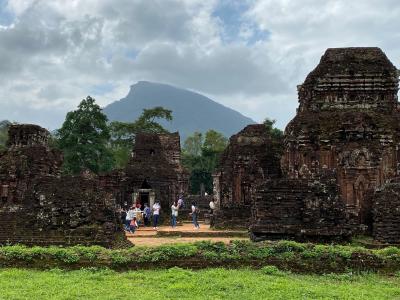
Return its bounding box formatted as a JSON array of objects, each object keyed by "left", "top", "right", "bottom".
[{"left": 0, "top": 268, "right": 399, "bottom": 300}]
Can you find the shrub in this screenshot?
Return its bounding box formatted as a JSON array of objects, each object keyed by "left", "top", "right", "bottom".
[
  {"left": 376, "top": 247, "right": 400, "bottom": 259},
  {"left": 110, "top": 251, "right": 132, "bottom": 266},
  {"left": 260, "top": 265, "right": 285, "bottom": 276},
  {"left": 273, "top": 240, "right": 306, "bottom": 254}
]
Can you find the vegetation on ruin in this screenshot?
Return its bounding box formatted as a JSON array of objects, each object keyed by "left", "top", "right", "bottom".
[
  {"left": 263, "top": 118, "right": 283, "bottom": 140},
  {"left": 182, "top": 130, "right": 228, "bottom": 194},
  {"left": 263, "top": 118, "right": 284, "bottom": 158},
  {"left": 0, "top": 241, "right": 399, "bottom": 274},
  {"left": 0, "top": 268, "right": 399, "bottom": 300}
]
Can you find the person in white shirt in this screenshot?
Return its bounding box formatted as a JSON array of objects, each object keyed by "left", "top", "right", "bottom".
[
  {"left": 171, "top": 201, "right": 179, "bottom": 228},
  {"left": 152, "top": 201, "right": 161, "bottom": 229},
  {"left": 190, "top": 201, "right": 200, "bottom": 229},
  {"left": 209, "top": 199, "right": 216, "bottom": 215},
  {"left": 126, "top": 206, "right": 135, "bottom": 232}
]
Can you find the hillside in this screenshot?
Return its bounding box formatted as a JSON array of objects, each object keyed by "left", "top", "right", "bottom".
[{"left": 103, "top": 81, "right": 255, "bottom": 141}]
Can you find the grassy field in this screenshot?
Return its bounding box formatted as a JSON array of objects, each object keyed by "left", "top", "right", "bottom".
[{"left": 0, "top": 268, "right": 399, "bottom": 300}]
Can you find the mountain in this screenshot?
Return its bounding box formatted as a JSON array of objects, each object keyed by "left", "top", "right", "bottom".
[{"left": 103, "top": 81, "right": 255, "bottom": 141}]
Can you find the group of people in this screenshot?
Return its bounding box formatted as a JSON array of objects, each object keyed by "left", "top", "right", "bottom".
[
  {"left": 120, "top": 197, "right": 216, "bottom": 233},
  {"left": 120, "top": 201, "right": 161, "bottom": 233},
  {"left": 170, "top": 198, "right": 201, "bottom": 229}
]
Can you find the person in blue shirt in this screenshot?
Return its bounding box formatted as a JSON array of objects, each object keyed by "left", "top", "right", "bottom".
[{"left": 143, "top": 203, "right": 151, "bottom": 226}]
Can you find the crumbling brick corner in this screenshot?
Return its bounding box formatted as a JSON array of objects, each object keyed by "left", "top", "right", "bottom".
[{"left": 0, "top": 124, "right": 128, "bottom": 248}]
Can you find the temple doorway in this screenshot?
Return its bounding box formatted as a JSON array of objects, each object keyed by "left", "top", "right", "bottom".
[
  {"left": 139, "top": 191, "right": 149, "bottom": 206},
  {"left": 134, "top": 179, "right": 156, "bottom": 207}
]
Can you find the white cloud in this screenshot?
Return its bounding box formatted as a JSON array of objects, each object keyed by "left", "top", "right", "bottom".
[{"left": 0, "top": 0, "right": 399, "bottom": 130}]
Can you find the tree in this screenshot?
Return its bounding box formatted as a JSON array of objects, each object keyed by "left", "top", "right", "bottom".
[
  {"left": 264, "top": 118, "right": 283, "bottom": 140},
  {"left": 263, "top": 118, "right": 284, "bottom": 161},
  {"left": 109, "top": 106, "right": 173, "bottom": 168},
  {"left": 183, "top": 132, "right": 203, "bottom": 157},
  {"left": 182, "top": 130, "right": 228, "bottom": 194},
  {"left": 57, "top": 96, "right": 114, "bottom": 174},
  {"left": 203, "top": 130, "right": 228, "bottom": 153}
]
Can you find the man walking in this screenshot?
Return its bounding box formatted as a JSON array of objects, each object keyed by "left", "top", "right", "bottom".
[
  {"left": 190, "top": 201, "right": 200, "bottom": 229},
  {"left": 152, "top": 201, "right": 161, "bottom": 230}
]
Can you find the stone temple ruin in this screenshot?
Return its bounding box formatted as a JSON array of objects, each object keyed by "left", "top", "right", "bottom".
[
  {"left": 248, "top": 47, "right": 400, "bottom": 243},
  {"left": 124, "top": 132, "right": 189, "bottom": 214},
  {"left": 0, "top": 126, "right": 189, "bottom": 247},
  {"left": 212, "top": 124, "right": 281, "bottom": 228},
  {"left": 0, "top": 125, "right": 126, "bottom": 247},
  {"left": 213, "top": 47, "right": 400, "bottom": 244}
]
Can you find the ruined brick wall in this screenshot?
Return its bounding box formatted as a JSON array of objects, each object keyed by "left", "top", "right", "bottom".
[
  {"left": 281, "top": 47, "right": 400, "bottom": 224},
  {"left": 251, "top": 175, "right": 354, "bottom": 241},
  {"left": 372, "top": 178, "right": 400, "bottom": 244},
  {"left": 0, "top": 176, "right": 125, "bottom": 247},
  {"left": 124, "top": 132, "right": 189, "bottom": 214},
  {"left": 0, "top": 125, "right": 126, "bottom": 247},
  {"left": 251, "top": 47, "right": 400, "bottom": 241},
  {"left": 7, "top": 124, "right": 50, "bottom": 148},
  {"left": 213, "top": 124, "right": 281, "bottom": 228}
]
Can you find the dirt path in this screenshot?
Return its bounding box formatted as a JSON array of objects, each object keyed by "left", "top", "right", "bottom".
[
  {"left": 126, "top": 223, "right": 248, "bottom": 246},
  {"left": 128, "top": 236, "right": 247, "bottom": 246}
]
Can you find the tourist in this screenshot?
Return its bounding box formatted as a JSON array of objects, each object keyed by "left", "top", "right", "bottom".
[
  {"left": 209, "top": 199, "right": 216, "bottom": 215},
  {"left": 143, "top": 203, "right": 151, "bottom": 226},
  {"left": 177, "top": 196, "right": 185, "bottom": 209},
  {"left": 135, "top": 199, "right": 142, "bottom": 209},
  {"left": 190, "top": 201, "right": 200, "bottom": 229},
  {"left": 126, "top": 206, "right": 135, "bottom": 231},
  {"left": 152, "top": 201, "right": 161, "bottom": 229},
  {"left": 129, "top": 217, "right": 138, "bottom": 234},
  {"left": 133, "top": 206, "right": 143, "bottom": 226},
  {"left": 171, "top": 201, "right": 179, "bottom": 228}
]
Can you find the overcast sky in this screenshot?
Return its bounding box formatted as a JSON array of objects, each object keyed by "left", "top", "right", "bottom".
[{"left": 0, "top": 0, "right": 399, "bottom": 130}]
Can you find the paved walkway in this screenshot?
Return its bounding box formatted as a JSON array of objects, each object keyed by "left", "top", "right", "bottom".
[{"left": 126, "top": 223, "right": 248, "bottom": 246}]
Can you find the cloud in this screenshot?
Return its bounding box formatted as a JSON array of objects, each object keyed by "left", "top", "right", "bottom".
[{"left": 0, "top": 0, "right": 399, "bottom": 130}]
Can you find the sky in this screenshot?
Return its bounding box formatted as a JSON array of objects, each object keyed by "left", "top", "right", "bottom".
[{"left": 0, "top": 0, "right": 399, "bottom": 130}]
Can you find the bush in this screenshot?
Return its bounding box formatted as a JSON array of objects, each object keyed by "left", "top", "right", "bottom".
[
  {"left": 273, "top": 241, "right": 306, "bottom": 254},
  {"left": 260, "top": 265, "right": 286, "bottom": 276},
  {"left": 0, "top": 241, "right": 398, "bottom": 274},
  {"left": 376, "top": 247, "right": 400, "bottom": 259}
]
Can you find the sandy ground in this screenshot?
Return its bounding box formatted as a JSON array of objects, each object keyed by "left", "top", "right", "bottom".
[
  {"left": 128, "top": 236, "right": 247, "bottom": 246},
  {"left": 126, "top": 223, "right": 248, "bottom": 246}
]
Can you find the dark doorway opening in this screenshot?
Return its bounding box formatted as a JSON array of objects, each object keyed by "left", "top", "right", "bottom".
[{"left": 140, "top": 192, "right": 149, "bottom": 205}]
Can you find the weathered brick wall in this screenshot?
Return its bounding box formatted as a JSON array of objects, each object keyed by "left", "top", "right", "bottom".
[
  {"left": 0, "top": 125, "right": 126, "bottom": 247},
  {"left": 250, "top": 177, "right": 353, "bottom": 241},
  {"left": 125, "top": 132, "right": 189, "bottom": 212},
  {"left": 213, "top": 124, "right": 281, "bottom": 228},
  {"left": 250, "top": 47, "right": 400, "bottom": 242},
  {"left": 373, "top": 179, "right": 400, "bottom": 244},
  {"left": 0, "top": 176, "right": 125, "bottom": 247}
]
